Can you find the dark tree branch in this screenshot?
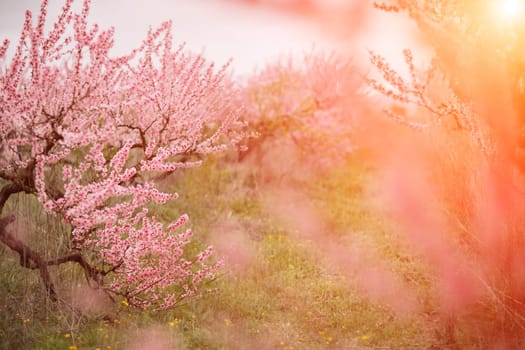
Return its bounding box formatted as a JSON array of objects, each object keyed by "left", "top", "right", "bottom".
[
  {"left": 43, "top": 252, "right": 103, "bottom": 284},
  {"left": 0, "top": 214, "right": 116, "bottom": 301},
  {"left": 0, "top": 183, "right": 22, "bottom": 214},
  {"left": 0, "top": 217, "right": 57, "bottom": 301},
  {"left": 117, "top": 123, "right": 149, "bottom": 158},
  {"left": 0, "top": 183, "right": 105, "bottom": 301}
]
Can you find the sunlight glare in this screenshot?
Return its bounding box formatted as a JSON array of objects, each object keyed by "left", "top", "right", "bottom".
[{"left": 498, "top": 0, "right": 523, "bottom": 20}]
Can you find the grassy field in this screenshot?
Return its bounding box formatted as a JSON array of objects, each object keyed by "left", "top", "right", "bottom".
[{"left": 0, "top": 154, "right": 464, "bottom": 349}]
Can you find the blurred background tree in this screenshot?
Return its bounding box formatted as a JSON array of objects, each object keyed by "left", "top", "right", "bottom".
[{"left": 370, "top": 1, "right": 525, "bottom": 347}]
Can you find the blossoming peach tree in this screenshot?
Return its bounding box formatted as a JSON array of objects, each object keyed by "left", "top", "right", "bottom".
[
  {"left": 239, "top": 53, "right": 360, "bottom": 169},
  {"left": 0, "top": 0, "right": 242, "bottom": 310}
]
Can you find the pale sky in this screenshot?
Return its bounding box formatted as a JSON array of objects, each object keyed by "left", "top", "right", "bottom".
[{"left": 0, "top": 0, "right": 421, "bottom": 76}]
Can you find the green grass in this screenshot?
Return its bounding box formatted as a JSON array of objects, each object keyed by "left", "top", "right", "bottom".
[{"left": 0, "top": 155, "right": 448, "bottom": 349}]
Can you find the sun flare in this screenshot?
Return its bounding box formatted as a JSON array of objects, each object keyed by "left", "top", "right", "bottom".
[{"left": 499, "top": 0, "right": 523, "bottom": 19}]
